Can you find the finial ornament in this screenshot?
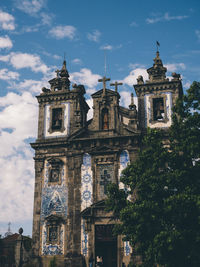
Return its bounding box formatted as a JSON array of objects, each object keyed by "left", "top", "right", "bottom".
[
  {"left": 110, "top": 81, "right": 123, "bottom": 92},
  {"left": 8, "top": 222, "right": 11, "bottom": 232},
  {"left": 147, "top": 46, "right": 167, "bottom": 82},
  {"left": 55, "top": 69, "right": 60, "bottom": 78},
  {"left": 156, "top": 41, "right": 160, "bottom": 52},
  {"left": 47, "top": 60, "right": 70, "bottom": 92},
  {"left": 19, "top": 227, "right": 23, "bottom": 235},
  {"left": 129, "top": 93, "right": 136, "bottom": 110}
]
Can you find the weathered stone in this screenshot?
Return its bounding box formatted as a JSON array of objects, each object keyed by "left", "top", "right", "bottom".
[{"left": 30, "top": 53, "right": 183, "bottom": 267}]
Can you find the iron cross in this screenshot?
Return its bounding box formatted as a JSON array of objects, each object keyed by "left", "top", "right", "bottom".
[
  {"left": 110, "top": 81, "right": 123, "bottom": 92},
  {"left": 100, "top": 169, "right": 111, "bottom": 194},
  {"left": 98, "top": 76, "right": 110, "bottom": 91}
]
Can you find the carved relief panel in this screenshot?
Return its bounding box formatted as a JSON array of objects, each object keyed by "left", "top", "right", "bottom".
[{"left": 95, "top": 157, "right": 115, "bottom": 201}]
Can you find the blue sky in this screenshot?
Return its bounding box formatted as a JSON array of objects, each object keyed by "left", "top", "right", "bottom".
[{"left": 0, "top": 0, "right": 200, "bottom": 237}]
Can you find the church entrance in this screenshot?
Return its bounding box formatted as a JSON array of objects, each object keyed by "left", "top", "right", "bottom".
[{"left": 95, "top": 225, "right": 117, "bottom": 267}]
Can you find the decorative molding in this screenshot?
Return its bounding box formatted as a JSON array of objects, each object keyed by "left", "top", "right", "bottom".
[
  {"left": 145, "top": 92, "right": 172, "bottom": 128},
  {"left": 47, "top": 158, "right": 64, "bottom": 185},
  {"left": 81, "top": 153, "right": 93, "bottom": 211},
  {"left": 48, "top": 104, "right": 66, "bottom": 133},
  {"left": 40, "top": 159, "right": 67, "bottom": 255},
  {"left": 41, "top": 222, "right": 64, "bottom": 255},
  {"left": 81, "top": 219, "right": 88, "bottom": 256},
  {"left": 44, "top": 102, "right": 70, "bottom": 138}
]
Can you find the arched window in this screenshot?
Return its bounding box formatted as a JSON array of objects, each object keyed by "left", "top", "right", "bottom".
[{"left": 101, "top": 108, "right": 109, "bottom": 130}]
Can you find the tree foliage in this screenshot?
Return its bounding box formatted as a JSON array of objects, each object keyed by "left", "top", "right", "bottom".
[{"left": 106, "top": 82, "right": 200, "bottom": 267}]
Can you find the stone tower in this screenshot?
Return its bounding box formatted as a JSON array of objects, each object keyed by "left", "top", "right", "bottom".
[
  {"left": 31, "top": 52, "right": 183, "bottom": 267},
  {"left": 135, "top": 51, "right": 182, "bottom": 129}
]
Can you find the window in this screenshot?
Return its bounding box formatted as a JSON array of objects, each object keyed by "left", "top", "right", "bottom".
[
  {"left": 48, "top": 105, "right": 66, "bottom": 134},
  {"left": 49, "top": 225, "right": 58, "bottom": 242},
  {"left": 45, "top": 215, "right": 64, "bottom": 245},
  {"left": 153, "top": 97, "right": 164, "bottom": 121},
  {"left": 49, "top": 169, "right": 60, "bottom": 183},
  {"left": 52, "top": 108, "right": 62, "bottom": 131},
  {"left": 47, "top": 158, "right": 63, "bottom": 185}
]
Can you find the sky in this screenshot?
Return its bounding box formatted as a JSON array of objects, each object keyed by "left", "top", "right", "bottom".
[{"left": 0, "top": 0, "right": 200, "bottom": 237}]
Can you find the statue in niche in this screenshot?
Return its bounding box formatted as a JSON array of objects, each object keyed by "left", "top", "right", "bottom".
[
  {"left": 47, "top": 158, "right": 63, "bottom": 184},
  {"left": 102, "top": 108, "right": 109, "bottom": 130},
  {"left": 153, "top": 98, "right": 164, "bottom": 121},
  {"left": 49, "top": 225, "right": 58, "bottom": 242},
  {"left": 52, "top": 108, "right": 62, "bottom": 131},
  {"left": 49, "top": 168, "right": 60, "bottom": 183}
]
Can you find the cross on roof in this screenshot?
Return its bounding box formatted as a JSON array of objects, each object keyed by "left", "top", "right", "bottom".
[
  {"left": 98, "top": 76, "right": 110, "bottom": 92},
  {"left": 100, "top": 170, "right": 111, "bottom": 194},
  {"left": 110, "top": 81, "right": 123, "bottom": 92},
  {"left": 8, "top": 222, "right": 11, "bottom": 231}
]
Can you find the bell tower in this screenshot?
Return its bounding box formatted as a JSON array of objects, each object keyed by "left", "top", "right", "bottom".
[
  {"left": 134, "top": 51, "right": 183, "bottom": 129},
  {"left": 31, "top": 60, "right": 89, "bottom": 267},
  {"left": 90, "top": 76, "right": 121, "bottom": 132},
  {"left": 37, "top": 60, "right": 89, "bottom": 140}
]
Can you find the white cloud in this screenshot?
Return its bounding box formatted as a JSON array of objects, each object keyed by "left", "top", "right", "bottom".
[
  {"left": 87, "top": 30, "right": 101, "bottom": 42},
  {"left": 42, "top": 51, "right": 61, "bottom": 60},
  {"left": 195, "top": 30, "right": 200, "bottom": 41},
  {"left": 49, "top": 25, "right": 77, "bottom": 40},
  {"left": 9, "top": 78, "right": 49, "bottom": 93},
  {"left": 0, "top": 92, "right": 37, "bottom": 222},
  {"left": 0, "top": 55, "right": 10, "bottom": 62},
  {"left": 10, "top": 53, "right": 49, "bottom": 73},
  {"left": 0, "top": 10, "right": 15, "bottom": 30},
  {"left": 120, "top": 90, "right": 138, "bottom": 109},
  {"left": 123, "top": 68, "right": 148, "bottom": 86},
  {"left": 129, "top": 63, "right": 145, "bottom": 69},
  {"left": 0, "top": 52, "right": 49, "bottom": 73},
  {"left": 165, "top": 63, "right": 186, "bottom": 72},
  {"left": 100, "top": 44, "right": 113, "bottom": 50},
  {"left": 70, "top": 68, "right": 101, "bottom": 89},
  {"left": 0, "top": 68, "right": 20, "bottom": 80},
  {"left": 100, "top": 44, "right": 122, "bottom": 51},
  {"left": 146, "top": 12, "right": 189, "bottom": 24},
  {"left": 15, "top": 0, "right": 46, "bottom": 15},
  {"left": 0, "top": 36, "right": 13, "bottom": 49},
  {"left": 72, "top": 58, "right": 82, "bottom": 65},
  {"left": 130, "top": 21, "right": 138, "bottom": 27},
  {"left": 21, "top": 25, "right": 39, "bottom": 33},
  {"left": 40, "top": 12, "right": 53, "bottom": 25},
  {"left": 183, "top": 81, "right": 191, "bottom": 89}
]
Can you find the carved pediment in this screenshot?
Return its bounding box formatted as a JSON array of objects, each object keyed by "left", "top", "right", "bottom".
[
  {"left": 92, "top": 88, "right": 120, "bottom": 98},
  {"left": 93, "top": 145, "right": 114, "bottom": 152},
  {"left": 81, "top": 200, "right": 106, "bottom": 217},
  {"left": 47, "top": 158, "right": 63, "bottom": 166},
  {"left": 45, "top": 214, "right": 65, "bottom": 224}
]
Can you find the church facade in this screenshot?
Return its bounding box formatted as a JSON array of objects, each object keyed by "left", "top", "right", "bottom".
[{"left": 31, "top": 52, "right": 183, "bottom": 267}]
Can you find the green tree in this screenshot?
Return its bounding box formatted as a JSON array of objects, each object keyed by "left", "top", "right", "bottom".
[{"left": 106, "top": 82, "right": 200, "bottom": 267}]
